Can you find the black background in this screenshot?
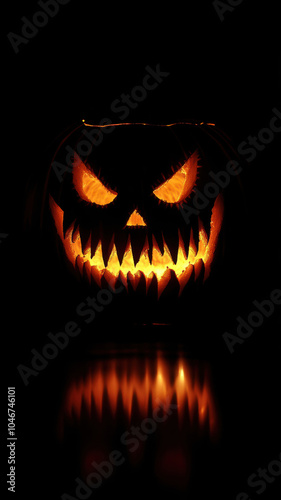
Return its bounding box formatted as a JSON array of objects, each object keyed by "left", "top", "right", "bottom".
[{"left": 2, "top": 1, "right": 281, "bottom": 499}]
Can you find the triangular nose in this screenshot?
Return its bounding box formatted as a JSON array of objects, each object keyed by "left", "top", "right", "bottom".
[{"left": 125, "top": 209, "right": 146, "bottom": 227}]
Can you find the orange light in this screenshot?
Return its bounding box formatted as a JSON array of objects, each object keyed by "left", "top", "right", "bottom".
[
  {"left": 126, "top": 209, "right": 146, "bottom": 227},
  {"left": 153, "top": 151, "right": 199, "bottom": 204},
  {"left": 72, "top": 159, "right": 117, "bottom": 206},
  {"left": 49, "top": 193, "right": 224, "bottom": 296},
  {"left": 59, "top": 355, "right": 217, "bottom": 436}
]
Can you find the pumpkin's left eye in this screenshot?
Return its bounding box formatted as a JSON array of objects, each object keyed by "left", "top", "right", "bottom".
[
  {"left": 153, "top": 150, "right": 199, "bottom": 204},
  {"left": 73, "top": 159, "right": 118, "bottom": 206}
]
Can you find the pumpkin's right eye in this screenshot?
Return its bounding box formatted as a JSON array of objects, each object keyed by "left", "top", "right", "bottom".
[{"left": 153, "top": 150, "right": 199, "bottom": 204}]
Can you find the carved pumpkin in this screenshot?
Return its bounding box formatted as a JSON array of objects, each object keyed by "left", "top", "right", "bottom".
[{"left": 48, "top": 122, "right": 226, "bottom": 298}]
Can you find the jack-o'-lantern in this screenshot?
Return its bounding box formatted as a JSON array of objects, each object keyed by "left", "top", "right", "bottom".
[{"left": 47, "top": 122, "right": 229, "bottom": 298}]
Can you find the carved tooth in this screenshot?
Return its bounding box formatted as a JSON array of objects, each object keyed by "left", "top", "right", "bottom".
[
  {"left": 178, "top": 217, "right": 191, "bottom": 259},
  {"left": 91, "top": 268, "right": 101, "bottom": 288},
  {"left": 191, "top": 216, "right": 199, "bottom": 254},
  {"left": 72, "top": 220, "right": 80, "bottom": 243},
  {"left": 194, "top": 258, "right": 204, "bottom": 284},
  {"left": 188, "top": 228, "right": 197, "bottom": 264},
  {"left": 100, "top": 273, "right": 108, "bottom": 290},
  {"left": 63, "top": 210, "right": 76, "bottom": 238},
  {"left": 91, "top": 240, "right": 104, "bottom": 263},
  {"left": 74, "top": 256, "right": 80, "bottom": 279},
  {"left": 127, "top": 271, "right": 137, "bottom": 292},
  {"left": 199, "top": 209, "right": 211, "bottom": 242},
  {"left": 130, "top": 229, "right": 147, "bottom": 266},
  {"left": 91, "top": 229, "right": 100, "bottom": 259},
  {"left": 177, "top": 229, "right": 187, "bottom": 261},
  {"left": 158, "top": 268, "right": 172, "bottom": 298},
  {"left": 152, "top": 234, "right": 162, "bottom": 261},
  {"left": 178, "top": 264, "right": 193, "bottom": 296},
  {"left": 154, "top": 230, "right": 164, "bottom": 255},
  {"left": 102, "top": 270, "right": 122, "bottom": 293},
  {"left": 133, "top": 270, "right": 142, "bottom": 290},
  {"left": 100, "top": 230, "right": 114, "bottom": 268},
  {"left": 83, "top": 260, "right": 92, "bottom": 283},
  {"left": 91, "top": 261, "right": 102, "bottom": 288},
  {"left": 198, "top": 218, "right": 208, "bottom": 254},
  {"left": 187, "top": 265, "right": 196, "bottom": 294},
  {"left": 119, "top": 270, "right": 128, "bottom": 291},
  {"left": 121, "top": 236, "right": 135, "bottom": 270},
  {"left": 75, "top": 255, "right": 84, "bottom": 277},
  {"left": 162, "top": 227, "right": 179, "bottom": 265},
  {"left": 162, "top": 269, "right": 179, "bottom": 298},
  {"left": 147, "top": 232, "right": 153, "bottom": 265},
  {"left": 143, "top": 271, "right": 152, "bottom": 296},
  {"left": 114, "top": 231, "right": 129, "bottom": 266},
  {"left": 136, "top": 271, "right": 146, "bottom": 294},
  {"left": 146, "top": 272, "right": 158, "bottom": 298},
  {"left": 180, "top": 264, "right": 196, "bottom": 296},
  {"left": 79, "top": 227, "right": 91, "bottom": 255}
]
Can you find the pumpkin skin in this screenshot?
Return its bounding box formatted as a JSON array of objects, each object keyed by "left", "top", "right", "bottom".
[{"left": 48, "top": 122, "right": 227, "bottom": 298}]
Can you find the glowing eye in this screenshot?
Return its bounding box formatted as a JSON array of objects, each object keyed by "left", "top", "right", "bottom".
[
  {"left": 153, "top": 150, "right": 199, "bottom": 204},
  {"left": 73, "top": 158, "right": 117, "bottom": 206}
]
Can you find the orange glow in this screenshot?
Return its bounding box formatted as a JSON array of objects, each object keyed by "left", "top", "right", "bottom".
[
  {"left": 82, "top": 120, "right": 216, "bottom": 128},
  {"left": 126, "top": 209, "right": 147, "bottom": 227},
  {"left": 59, "top": 355, "right": 217, "bottom": 435},
  {"left": 49, "top": 193, "right": 224, "bottom": 296},
  {"left": 73, "top": 159, "right": 117, "bottom": 206},
  {"left": 153, "top": 151, "right": 198, "bottom": 204}
]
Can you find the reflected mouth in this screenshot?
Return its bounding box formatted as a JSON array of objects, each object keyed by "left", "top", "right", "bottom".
[
  {"left": 57, "top": 353, "right": 219, "bottom": 492},
  {"left": 58, "top": 354, "right": 218, "bottom": 437},
  {"left": 49, "top": 194, "right": 223, "bottom": 297}
]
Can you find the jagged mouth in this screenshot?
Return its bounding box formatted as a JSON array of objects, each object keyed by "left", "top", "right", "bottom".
[
  {"left": 58, "top": 354, "right": 218, "bottom": 438},
  {"left": 49, "top": 194, "right": 224, "bottom": 297}
]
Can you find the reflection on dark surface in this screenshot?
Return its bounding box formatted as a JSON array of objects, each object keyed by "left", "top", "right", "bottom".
[{"left": 57, "top": 348, "right": 220, "bottom": 496}]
